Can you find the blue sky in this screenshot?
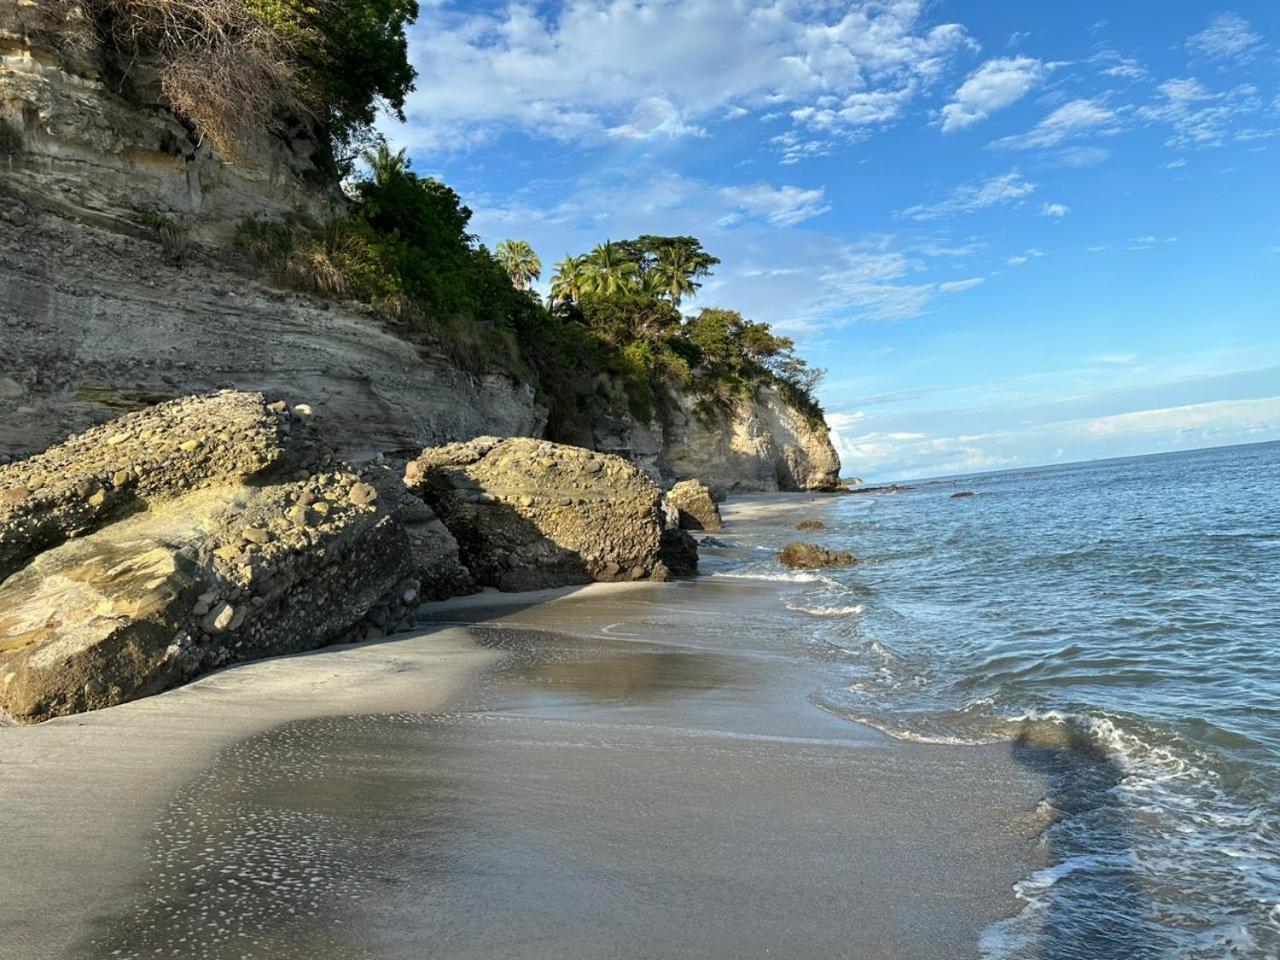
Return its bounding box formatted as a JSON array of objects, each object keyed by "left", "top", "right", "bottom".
[{"left": 384, "top": 1, "right": 1280, "bottom": 481}]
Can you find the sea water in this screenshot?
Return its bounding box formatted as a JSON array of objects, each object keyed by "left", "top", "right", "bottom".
[{"left": 710, "top": 440, "right": 1279, "bottom": 959}]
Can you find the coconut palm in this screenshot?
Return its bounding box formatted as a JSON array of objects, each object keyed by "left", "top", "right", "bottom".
[
  {"left": 581, "top": 241, "right": 639, "bottom": 297},
  {"left": 363, "top": 143, "right": 409, "bottom": 187},
  {"left": 649, "top": 245, "right": 701, "bottom": 306},
  {"left": 495, "top": 239, "right": 542, "bottom": 291},
  {"left": 550, "top": 254, "right": 588, "bottom": 303}
]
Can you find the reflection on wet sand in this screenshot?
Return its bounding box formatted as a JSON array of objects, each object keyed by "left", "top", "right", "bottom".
[{"left": 80, "top": 588, "right": 1048, "bottom": 960}]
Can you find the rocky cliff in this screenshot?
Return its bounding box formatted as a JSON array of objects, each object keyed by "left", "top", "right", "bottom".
[
  {"left": 0, "top": 0, "right": 323, "bottom": 240},
  {"left": 585, "top": 383, "right": 841, "bottom": 494},
  {"left": 0, "top": 1, "right": 841, "bottom": 489}
]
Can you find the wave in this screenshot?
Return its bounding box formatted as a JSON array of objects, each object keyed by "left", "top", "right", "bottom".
[
  {"left": 785, "top": 600, "right": 865, "bottom": 617},
  {"left": 710, "top": 570, "right": 838, "bottom": 586}
]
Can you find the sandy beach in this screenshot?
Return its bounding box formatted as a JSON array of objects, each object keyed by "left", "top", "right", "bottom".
[{"left": 1, "top": 525, "right": 1051, "bottom": 959}]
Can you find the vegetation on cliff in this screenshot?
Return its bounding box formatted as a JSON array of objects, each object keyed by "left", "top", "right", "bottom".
[
  {"left": 65, "top": 0, "right": 417, "bottom": 163},
  {"left": 234, "top": 148, "right": 825, "bottom": 436}
]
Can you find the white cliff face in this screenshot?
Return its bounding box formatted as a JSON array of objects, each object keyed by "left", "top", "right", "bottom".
[
  {"left": 589, "top": 384, "right": 841, "bottom": 494},
  {"left": 0, "top": 3, "right": 325, "bottom": 241},
  {"left": 0, "top": 206, "right": 546, "bottom": 461}
]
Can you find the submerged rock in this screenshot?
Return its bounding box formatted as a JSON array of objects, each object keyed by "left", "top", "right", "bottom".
[
  {"left": 795, "top": 519, "right": 826, "bottom": 531},
  {"left": 778, "top": 541, "right": 854, "bottom": 569},
  {"left": 404, "top": 437, "right": 674, "bottom": 591},
  {"left": 665, "top": 479, "right": 723, "bottom": 531}
]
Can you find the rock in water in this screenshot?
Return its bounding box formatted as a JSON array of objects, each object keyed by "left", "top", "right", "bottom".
[
  {"left": 404, "top": 437, "right": 676, "bottom": 591},
  {"left": 778, "top": 541, "right": 855, "bottom": 569},
  {"left": 665, "top": 479, "right": 723, "bottom": 531},
  {"left": 795, "top": 519, "right": 826, "bottom": 532}
]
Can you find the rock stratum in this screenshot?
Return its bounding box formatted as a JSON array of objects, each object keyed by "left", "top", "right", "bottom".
[
  {"left": 0, "top": 1, "right": 840, "bottom": 491},
  {"left": 0, "top": 392, "right": 686, "bottom": 723}
]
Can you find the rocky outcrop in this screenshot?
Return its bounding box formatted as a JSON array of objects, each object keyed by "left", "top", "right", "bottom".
[
  {"left": 0, "top": 1, "right": 323, "bottom": 241},
  {"left": 778, "top": 541, "right": 854, "bottom": 569},
  {"left": 0, "top": 391, "right": 306, "bottom": 581},
  {"left": 589, "top": 383, "right": 841, "bottom": 494},
  {"left": 0, "top": 205, "right": 546, "bottom": 462},
  {"left": 665, "top": 479, "right": 723, "bottom": 531},
  {"left": 0, "top": 393, "right": 431, "bottom": 722},
  {"left": 404, "top": 437, "right": 670, "bottom": 591}
]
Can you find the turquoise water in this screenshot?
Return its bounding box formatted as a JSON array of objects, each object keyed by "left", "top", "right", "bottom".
[{"left": 711, "top": 441, "right": 1280, "bottom": 959}]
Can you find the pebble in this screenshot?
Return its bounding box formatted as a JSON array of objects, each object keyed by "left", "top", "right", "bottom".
[
  {"left": 347, "top": 483, "right": 378, "bottom": 506},
  {"left": 242, "top": 527, "right": 271, "bottom": 545}
]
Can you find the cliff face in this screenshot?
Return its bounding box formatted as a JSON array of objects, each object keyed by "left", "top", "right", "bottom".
[
  {"left": 0, "top": 1, "right": 324, "bottom": 241},
  {"left": 0, "top": 3, "right": 841, "bottom": 490},
  {"left": 0, "top": 205, "right": 546, "bottom": 461},
  {"left": 586, "top": 383, "right": 841, "bottom": 494}
]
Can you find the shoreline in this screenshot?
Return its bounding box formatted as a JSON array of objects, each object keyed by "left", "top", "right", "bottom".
[{"left": 2, "top": 543, "right": 1048, "bottom": 960}]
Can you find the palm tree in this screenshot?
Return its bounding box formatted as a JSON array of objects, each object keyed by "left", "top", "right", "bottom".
[
  {"left": 650, "top": 246, "right": 699, "bottom": 306},
  {"left": 496, "top": 239, "right": 542, "bottom": 291},
  {"left": 363, "top": 143, "right": 409, "bottom": 187},
  {"left": 581, "top": 241, "right": 639, "bottom": 296},
  {"left": 550, "top": 254, "right": 588, "bottom": 303}
]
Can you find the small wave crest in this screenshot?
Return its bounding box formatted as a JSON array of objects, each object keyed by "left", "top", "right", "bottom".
[{"left": 785, "top": 600, "right": 865, "bottom": 618}]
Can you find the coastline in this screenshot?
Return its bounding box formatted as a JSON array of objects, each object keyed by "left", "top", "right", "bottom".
[{"left": 2, "top": 543, "right": 1051, "bottom": 959}]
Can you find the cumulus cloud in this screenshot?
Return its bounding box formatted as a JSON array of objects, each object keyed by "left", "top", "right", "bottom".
[
  {"left": 718, "top": 183, "right": 831, "bottom": 227},
  {"left": 394, "top": 0, "right": 975, "bottom": 151},
  {"left": 898, "top": 171, "right": 1036, "bottom": 220},
  {"left": 1039, "top": 202, "right": 1070, "bottom": 218},
  {"left": 989, "top": 98, "right": 1121, "bottom": 150},
  {"left": 1186, "top": 12, "right": 1264, "bottom": 63},
  {"left": 941, "top": 56, "right": 1052, "bottom": 132}
]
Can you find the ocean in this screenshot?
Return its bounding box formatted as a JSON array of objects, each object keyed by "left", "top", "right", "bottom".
[{"left": 709, "top": 440, "right": 1280, "bottom": 959}]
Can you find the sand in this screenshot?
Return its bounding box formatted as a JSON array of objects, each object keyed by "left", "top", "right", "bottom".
[{"left": 0, "top": 560, "right": 1048, "bottom": 959}]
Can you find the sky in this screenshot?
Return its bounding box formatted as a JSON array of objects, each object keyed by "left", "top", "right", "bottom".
[{"left": 383, "top": 1, "right": 1280, "bottom": 481}]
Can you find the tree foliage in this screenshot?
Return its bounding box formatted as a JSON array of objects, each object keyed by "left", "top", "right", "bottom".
[{"left": 75, "top": 0, "right": 418, "bottom": 160}]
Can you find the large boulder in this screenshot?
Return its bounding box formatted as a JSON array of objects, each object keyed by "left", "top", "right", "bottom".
[
  {"left": 665, "top": 479, "right": 723, "bottom": 531},
  {"left": 0, "top": 394, "right": 442, "bottom": 723},
  {"left": 404, "top": 437, "right": 674, "bottom": 591},
  {"left": 0, "top": 468, "right": 417, "bottom": 723},
  {"left": 0, "top": 392, "right": 312, "bottom": 585}
]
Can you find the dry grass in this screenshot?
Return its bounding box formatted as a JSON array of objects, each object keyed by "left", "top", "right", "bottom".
[{"left": 74, "top": 0, "right": 312, "bottom": 156}]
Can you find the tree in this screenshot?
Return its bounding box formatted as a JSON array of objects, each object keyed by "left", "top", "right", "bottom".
[
  {"left": 581, "top": 241, "right": 639, "bottom": 297},
  {"left": 550, "top": 254, "right": 588, "bottom": 304},
  {"left": 495, "top": 240, "right": 542, "bottom": 291},
  {"left": 363, "top": 143, "right": 409, "bottom": 187}
]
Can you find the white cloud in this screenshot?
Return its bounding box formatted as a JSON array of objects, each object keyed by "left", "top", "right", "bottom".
[
  {"left": 1138, "top": 77, "right": 1263, "bottom": 148},
  {"left": 941, "top": 56, "right": 1052, "bottom": 132},
  {"left": 1186, "top": 12, "right": 1264, "bottom": 63},
  {"left": 1007, "top": 248, "right": 1046, "bottom": 266},
  {"left": 718, "top": 183, "right": 831, "bottom": 227},
  {"left": 938, "top": 277, "right": 985, "bottom": 293},
  {"left": 898, "top": 170, "right": 1036, "bottom": 220},
  {"left": 1091, "top": 353, "right": 1136, "bottom": 365},
  {"left": 395, "top": 0, "right": 975, "bottom": 151},
  {"left": 1083, "top": 397, "right": 1280, "bottom": 438},
  {"left": 1039, "top": 202, "right": 1071, "bottom": 218},
  {"left": 989, "top": 98, "right": 1121, "bottom": 150}
]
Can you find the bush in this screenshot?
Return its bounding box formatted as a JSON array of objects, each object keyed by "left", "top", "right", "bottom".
[{"left": 74, "top": 0, "right": 418, "bottom": 160}]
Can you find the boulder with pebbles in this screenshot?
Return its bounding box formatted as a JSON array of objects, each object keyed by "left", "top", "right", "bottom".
[
  {"left": 778, "top": 541, "right": 855, "bottom": 569},
  {"left": 0, "top": 392, "right": 313, "bottom": 585},
  {"left": 404, "top": 437, "right": 677, "bottom": 591},
  {"left": 0, "top": 395, "right": 425, "bottom": 723},
  {"left": 664, "top": 478, "right": 723, "bottom": 531}
]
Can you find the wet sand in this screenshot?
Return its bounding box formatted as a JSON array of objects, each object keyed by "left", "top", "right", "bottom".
[
  {"left": 1, "top": 507, "right": 1049, "bottom": 959},
  {"left": 0, "top": 627, "right": 499, "bottom": 959}
]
